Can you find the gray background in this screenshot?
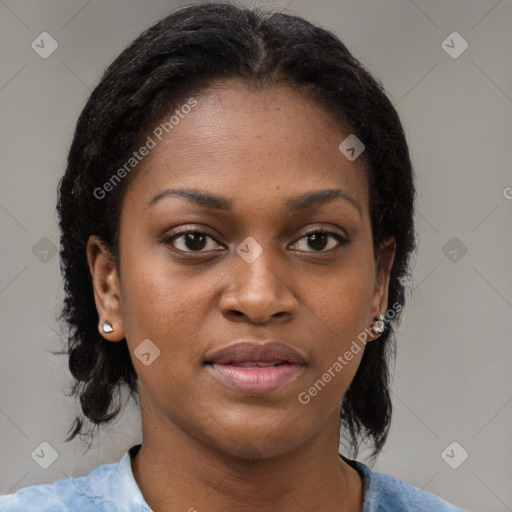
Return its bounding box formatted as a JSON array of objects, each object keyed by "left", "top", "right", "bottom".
[{"left": 1, "top": 1, "right": 511, "bottom": 510}]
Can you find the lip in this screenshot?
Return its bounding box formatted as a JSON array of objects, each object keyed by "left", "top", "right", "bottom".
[
  {"left": 205, "top": 341, "right": 306, "bottom": 394},
  {"left": 206, "top": 341, "right": 306, "bottom": 365}
]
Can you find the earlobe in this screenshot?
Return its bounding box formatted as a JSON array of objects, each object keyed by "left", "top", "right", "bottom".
[
  {"left": 368, "top": 237, "right": 396, "bottom": 340},
  {"left": 86, "top": 235, "right": 125, "bottom": 342}
]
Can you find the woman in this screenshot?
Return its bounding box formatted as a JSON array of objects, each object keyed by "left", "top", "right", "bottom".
[{"left": 0, "top": 2, "right": 467, "bottom": 511}]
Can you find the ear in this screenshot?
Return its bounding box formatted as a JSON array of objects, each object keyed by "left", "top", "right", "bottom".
[
  {"left": 86, "top": 235, "right": 125, "bottom": 342},
  {"left": 368, "top": 236, "right": 396, "bottom": 341}
]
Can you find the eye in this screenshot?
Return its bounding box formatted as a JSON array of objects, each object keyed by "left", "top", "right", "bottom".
[
  {"left": 290, "top": 229, "right": 348, "bottom": 253},
  {"left": 162, "top": 229, "right": 225, "bottom": 253}
]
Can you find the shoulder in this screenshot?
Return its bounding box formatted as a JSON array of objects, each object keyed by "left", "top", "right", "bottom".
[
  {"left": 0, "top": 450, "right": 149, "bottom": 512},
  {"left": 0, "top": 463, "right": 109, "bottom": 512},
  {"left": 349, "top": 459, "right": 468, "bottom": 512}
]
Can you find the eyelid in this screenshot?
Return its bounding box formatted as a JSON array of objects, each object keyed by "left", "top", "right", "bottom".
[
  {"left": 161, "top": 224, "right": 349, "bottom": 253},
  {"left": 288, "top": 227, "right": 349, "bottom": 253},
  {"left": 161, "top": 226, "right": 226, "bottom": 250},
  {"left": 162, "top": 224, "right": 222, "bottom": 239},
  {"left": 290, "top": 225, "right": 348, "bottom": 243}
]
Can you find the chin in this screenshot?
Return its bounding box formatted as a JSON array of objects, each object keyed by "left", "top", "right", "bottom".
[{"left": 203, "top": 422, "right": 309, "bottom": 461}]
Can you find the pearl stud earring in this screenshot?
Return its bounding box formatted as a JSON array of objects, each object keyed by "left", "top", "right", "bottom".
[
  {"left": 100, "top": 320, "right": 114, "bottom": 334},
  {"left": 371, "top": 315, "right": 386, "bottom": 334}
]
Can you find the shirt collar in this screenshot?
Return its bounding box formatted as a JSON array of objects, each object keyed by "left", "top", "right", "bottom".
[{"left": 105, "top": 443, "right": 151, "bottom": 510}]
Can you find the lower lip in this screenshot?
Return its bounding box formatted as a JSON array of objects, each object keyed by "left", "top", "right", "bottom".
[{"left": 207, "top": 363, "right": 304, "bottom": 394}]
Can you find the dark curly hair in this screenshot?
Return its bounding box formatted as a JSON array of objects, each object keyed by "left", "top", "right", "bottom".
[{"left": 56, "top": 0, "right": 416, "bottom": 459}]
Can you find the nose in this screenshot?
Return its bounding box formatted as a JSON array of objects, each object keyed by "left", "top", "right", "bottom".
[{"left": 219, "top": 247, "right": 298, "bottom": 324}]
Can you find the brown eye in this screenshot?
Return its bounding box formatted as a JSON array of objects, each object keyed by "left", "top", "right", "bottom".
[
  {"left": 290, "top": 230, "right": 348, "bottom": 253},
  {"left": 163, "top": 230, "right": 224, "bottom": 253}
]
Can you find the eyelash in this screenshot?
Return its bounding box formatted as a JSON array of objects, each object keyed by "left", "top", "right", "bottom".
[{"left": 161, "top": 227, "right": 349, "bottom": 255}]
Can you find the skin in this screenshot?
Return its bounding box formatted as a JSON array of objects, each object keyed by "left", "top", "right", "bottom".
[{"left": 87, "top": 79, "right": 396, "bottom": 512}]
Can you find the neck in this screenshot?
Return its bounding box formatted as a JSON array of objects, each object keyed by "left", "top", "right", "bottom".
[{"left": 131, "top": 403, "right": 364, "bottom": 512}]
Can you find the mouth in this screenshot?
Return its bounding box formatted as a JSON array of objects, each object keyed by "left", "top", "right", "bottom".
[{"left": 205, "top": 341, "right": 306, "bottom": 394}]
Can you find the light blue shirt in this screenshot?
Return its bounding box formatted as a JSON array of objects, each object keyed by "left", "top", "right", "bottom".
[{"left": 0, "top": 444, "right": 468, "bottom": 511}]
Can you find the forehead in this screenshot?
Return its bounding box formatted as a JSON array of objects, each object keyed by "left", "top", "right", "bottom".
[{"left": 123, "top": 80, "right": 369, "bottom": 216}]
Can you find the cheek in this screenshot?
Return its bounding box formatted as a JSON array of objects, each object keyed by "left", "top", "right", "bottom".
[
  {"left": 118, "top": 246, "right": 204, "bottom": 351},
  {"left": 303, "top": 257, "right": 376, "bottom": 346},
  {"left": 296, "top": 270, "right": 372, "bottom": 417},
  {"left": 296, "top": 256, "right": 375, "bottom": 404}
]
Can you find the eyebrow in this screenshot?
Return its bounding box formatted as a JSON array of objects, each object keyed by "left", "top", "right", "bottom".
[{"left": 147, "top": 186, "right": 362, "bottom": 218}]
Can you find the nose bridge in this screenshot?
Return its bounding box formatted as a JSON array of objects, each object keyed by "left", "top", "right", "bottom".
[
  {"left": 235, "top": 235, "right": 285, "bottom": 295},
  {"left": 220, "top": 236, "right": 297, "bottom": 322},
  {"left": 238, "top": 243, "right": 280, "bottom": 291}
]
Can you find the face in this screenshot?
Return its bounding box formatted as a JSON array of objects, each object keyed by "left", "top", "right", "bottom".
[{"left": 88, "top": 80, "right": 395, "bottom": 459}]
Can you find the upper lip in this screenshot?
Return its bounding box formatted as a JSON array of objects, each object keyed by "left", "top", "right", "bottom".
[{"left": 206, "top": 341, "right": 306, "bottom": 365}]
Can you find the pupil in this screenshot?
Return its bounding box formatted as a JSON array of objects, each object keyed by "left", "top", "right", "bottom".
[
  {"left": 309, "top": 233, "right": 327, "bottom": 251},
  {"left": 186, "top": 233, "right": 207, "bottom": 250}
]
